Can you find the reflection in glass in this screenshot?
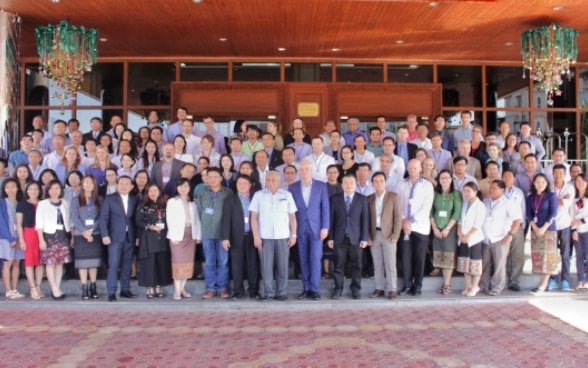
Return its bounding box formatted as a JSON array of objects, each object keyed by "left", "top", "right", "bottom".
[
  {"left": 128, "top": 63, "right": 175, "bottom": 106},
  {"left": 180, "top": 63, "right": 228, "bottom": 81},
  {"left": 127, "top": 109, "right": 171, "bottom": 133},
  {"left": 77, "top": 63, "right": 124, "bottom": 105},
  {"left": 579, "top": 69, "right": 588, "bottom": 108},
  {"left": 232, "top": 63, "right": 280, "bottom": 82},
  {"left": 336, "top": 64, "right": 383, "bottom": 83},
  {"left": 533, "top": 71, "right": 576, "bottom": 108},
  {"left": 438, "top": 66, "right": 482, "bottom": 107},
  {"left": 387, "top": 64, "right": 433, "bottom": 83},
  {"left": 285, "top": 63, "right": 332, "bottom": 82}
]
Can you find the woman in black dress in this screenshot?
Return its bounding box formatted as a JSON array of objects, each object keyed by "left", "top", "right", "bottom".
[
  {"left": 337, "top": 145, "right": 358, "bottom": 182},
  {"left": 135, "top": 183, "right": 172, "bottom": 298}
]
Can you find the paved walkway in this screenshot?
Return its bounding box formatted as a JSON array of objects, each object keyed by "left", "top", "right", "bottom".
[{"left": 2, "top": 295, "right": 588, "bottom": 367}]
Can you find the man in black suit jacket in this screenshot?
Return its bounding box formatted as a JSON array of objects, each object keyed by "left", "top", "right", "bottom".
[
  {"left": 394, "top": 125, "right": 417, "bottom": 173},
  {"left": 221, "top": 175, "right": 260, "bottom": 299},
  {"left": 260, "top": 132, "right": 283, "bottom": 170},
  {"left": 99, "top": 175, "right": 138, "bottom": 301},
  {"left": 82, "top": 117, "right": 104, "bottom": 144},
  {"left": 327, "top": 173, "right": 370, "bottom": 299},
  {"left": 151, "top": 143, "right": 183, "bottom": 190}
]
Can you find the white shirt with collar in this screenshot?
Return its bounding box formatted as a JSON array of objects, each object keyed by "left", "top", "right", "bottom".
[
  {"left": 395, "top": 177, "right": 434, "bottom": 235},
  {"left": 303, "top": 153, "right": 335, "bottom": 183},
  {"left": 553, "top": 182, "right": 575, "bottom": 230},
  {"left": 371, "top": 154, "right": 406, "bottom": 177},
  {"left": 459, "top": 198, "right": 486, "bottom": 247},
  {"left": 43, "top": 151, "right": 63, "bottom": 170},
  {"left": 353, "top": 150, "right": 375, "bottom": 166},
  {"left": 483, "top": 196, "right": 522, "bottom": 243},
  {"left": 452, "top": 173, "right": 477, "bottom": 193},
  {"left": 256, "top": 167, "right": 270, "bottom": 189},
  {"left": 249, "top": 188, "right": 297, "bottom": 239},
  {"left": 504, "top": 186, "right": 527, "bottom": 228},
  {"left": 356, "top": 180, "right": 375, "bottom": 196}
]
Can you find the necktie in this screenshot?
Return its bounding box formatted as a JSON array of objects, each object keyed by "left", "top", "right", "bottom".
[{"left": 345, "top": 195, "right": 352, "bottom": 213}]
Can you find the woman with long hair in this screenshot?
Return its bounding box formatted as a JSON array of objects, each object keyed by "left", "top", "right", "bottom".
[
  {"left": 1, "top": 179, "right": 25, "bottom": 299},
  {"left": 137, "top": 139, "right": 160, "bottom": 175},
  {"left": 527, "top": 173, "right": 559, "bottom": 293},
  {"left": 220, "top": 154, "right": 237, "bottom": 189},
  {"left": 457, "top": 181, "right": 486, "bottom": 297},
  {"left": 266, "top": 121, "right": 284, "bottom": 151},
  {"left": 86, "top": 145, "right": 114, "bottom": 186},
  {"left": 131, "top": 170, "right": 150, "bottom": 201},
  {"left": 64, "top": 170, "right": 83, "bottom": 201},
  {"left": 238, "top": 161, "right": 261, "bottom": 193},
  {"left": 173, "top": 135, "right": 193, "bottom": 163},
  {"left": 137, "top": 127, "right": 151, "bottom": 156},
  {"left": 11, "top": 163, "right": 33, "bottom": 200},
  {"left": 502, "top": 133, "right": 519, "bottom": 165},
  {"left": 337, "top": 145, "right": 358, "bottom": 182},
  {"left": 39, "top": 169, "right": 58, "bottom": 191},
  {"left": 55, "top": 147, "right": 86, "bottom": 185},
  {"left": 136, "top": 183, "right": 173, "bottom": 298},
  {"left": 197, "top": 135, "right": 221, "bottom": 167},
  {"left": 117, "top": 153, "right": 137, "bottom": 179},
  {"left": 572, "top": 175, "right": 588, "bottom": 291},
  {"left": 99, "top": 134, "right": 114, "bottom": 155},
  {"left": 430, "top": 170, "right": 462, "bottom": 294},
  {"left": 70, "top": 175, "right": 102, "bottom": 299},
  {"left": 166, "top": 179, "right": 201, "bottom": 300},
  {"left": 16, "top": 181, "right": 44, "bottom": 299},
  {"left": 36, "top": 180, "right": 71, "bottom": 300}
]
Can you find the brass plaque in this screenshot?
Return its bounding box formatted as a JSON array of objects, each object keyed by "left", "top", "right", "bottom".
[{"left": 297, "top": 102, "right": 320, "bottom": 117}]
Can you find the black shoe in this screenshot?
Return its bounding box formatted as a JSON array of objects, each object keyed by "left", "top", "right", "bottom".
[
  {"left": 352, "top": 291, "right": 361, "bottom": 299},
  {"left": 413, "top": 288, "right": 422, "bottom": 296},
  {"left": 51, "top": 292, "right": 66, "bottom": 300},
  {"left": 249, "top": 292, "right": 262, "bottom": 299},
  {"left": 119, "top": 290, "right": 136, "bottom": 298},
  {"left": 89, "top": 282, "right": 99, "bottom": 299},
  {"left": 297, "top": 290, "right": 310, "bottom": 299},
  {"left": 508, "top": 284, "right": 522, "bottom": 292},
  {"left": 275, "top": 295, "right": 289, "bottom": 301},
  {"left": 311, "top": 291, "right": 321, "bottom": 300},
  {"left": 259, "top": 295, "right": 273, "bottom": 302},
  {"left": 231, "top": 292, "right": 243, "bottom": 300},
  {"left": 108, "top": 294, "right": 117, "bottom": 302},
  {"left": 82, "top": 284, "right": 89, "bottom": 300},
  {"left": 398, "top": 287, "right": 411, "bottom": 296},
  {"left": 331, "top": 289, "right": 343, "bottom": 299}
]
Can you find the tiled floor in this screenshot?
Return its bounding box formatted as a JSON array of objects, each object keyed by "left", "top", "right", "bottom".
[{"left": 1, "top": 301, "right": 588, "bottom": 367}]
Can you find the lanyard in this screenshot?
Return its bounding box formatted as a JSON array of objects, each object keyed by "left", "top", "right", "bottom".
[
  {"left": 312, "top": 154, "right": 324, "bottom": 172},
  {"left": 534, "top": 193, "right": 546, "bottom": 213},
  {"left": 207, "top": 188, "right": 219, "bottom": 208}
]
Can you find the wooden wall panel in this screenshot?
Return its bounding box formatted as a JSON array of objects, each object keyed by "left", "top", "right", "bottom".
[{"left": 287, "top": 84, "right": 329, "bottom": 137}]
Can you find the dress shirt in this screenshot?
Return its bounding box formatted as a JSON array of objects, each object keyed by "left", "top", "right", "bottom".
[
  {"left": 185, "top": 134, "right": 202, "bottom": 156},
  {"left": 514, "top": 171, "right": 536, "bottom": 195},
  {"left": 8, "top": 150, "right": 29, "bottom": 169},
  {"left": 504, "top": 186, "right": 527, "bottom": 228},
  {"left": 375, "top": 192, "right": 385, "bottom": 228},
  {"left": 553, "top": 182, "right": 574, "bottom": 230},
  {"left": 483, "top": 196, "right": 522, "bottom": 243},
  {"left": 28, "top": 164, "right": 45, "bottom": 181},
  {"left": 367, "top": 144, "right": 384, "bottom": 157},
  {"left": 301, "top": 181, "right": 312, "bottom": 207},
  {"left": 241, "top": 140, "right": 264, "bottom": 158},
  {"left": 396, "top": 143, "right": 409, "bottom": 168},
  {"left": 197, "top": 130, "right": 226, "bottom": 155},
  {"left": 303, "top": 153, "right": 335, "bottom": 182},
  {"left": 395, "top": 177, "right": 434, "bottom": 235},
  {"left": 428, "top": 129, "right": 454, "bottom": 153},
  {"left": 459, "top": 198, "right": 486, "bottom": 246},
  {"left": 342, "top": 130, "right": 368, "bottom": 147},
  {"left": 519, "top": 135, "right": 546, "bottom": 160},
  {"left": 231, "top": 153, "right": 248, "bottom": 171},
  {"left": 452, "top": 125, "right": 473, "bottom": 151},
  {"left": 288, "top": 142, "right": 312, "bottom": 162},
  {"left": 572, "top": 198, "right": 588, "bottom": 233},
  {"left": 356, "top": 181, "right": 375, "bottom": 196},
  {"left": 353, "top": 150, "right": 375, "bottom": 166},
  {"left": 544, "top": 163, "right": 571, "bottom": 185},
  {"left": 411, "top": 138, "right": 432, "bottom": 150},
  {"left": 42, "top": 151, "right": 64, "bottom": 170},
  {"left": 249, "top": 188, "right": 297, "bottom": 239},
  {"left": 371, "top": 154, "right": 405, "bottom": 177},
  {"left": 121, "top": 194, "right": 129, "bottom": 214},
  {"left": 257, "top": 167, "right": 270, "bottom": 189},
  {"left": 428, "top": 148, "right": 452, "bottom": 172},
  {"left": 452, "top": 173, "right": 477, "bottom": 193}
]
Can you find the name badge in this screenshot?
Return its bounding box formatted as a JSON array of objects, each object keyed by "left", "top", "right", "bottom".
[
  {"left": 244, "top": 217, "right": 249, "bottom": 224},
  {"left": 205, "top": 208, "right": 214, "bottom": 215},
  {"left": 439, "top": 210, "right": 448, "bottom": 218},
  {"left": 533, "top": 216, "right": 538, "bottom": 222},
  {"left": 156, "top": 222, "right": 165, "bottom": 229},
  {"left": 163, "top": 177, "right": 170, "bottom": 184},
  {"left": 55, "top": 224, "right": 64, "bottom": 230},
  {"left": 85, "top": 219, "right": 94, "bottom": 226}
]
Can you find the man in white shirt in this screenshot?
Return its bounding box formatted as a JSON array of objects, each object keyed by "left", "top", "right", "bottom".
[
  {"left": 480, "top": 180, "right": 522, "bottom": 296},
  {"left": 518, "top": 121, "right": 546, "bottom": 160},
  {"left": 395, "top": 159, "right": 434, "bottom": 296},
  {"left": 377, "top": 154, "right": 402, "bottom": 192},
  {"left": 428, "top": 132, "right": 452, "bottom": 172},
  {"left": 544, "top": 148, "right": 571, "bottom": 185},
  {"left": 502, "top": 169, "right": 526, "bottom": 292},
  {"left": 410, "top": 123, "right": 432, "bottom": 150},
  {"left": 43, "top": 135, "right": 66, "bottom": 170},
  {"left": 355, "top": 163, "right": 375, "bottom": 196},
  {"left": 371, "top": 137, "right": 405, "bottom": 176},
  {"left": 303, "top": 136, "right": 335, "bottom": 182},
  {"left": 549, "top": 164, "right": 574, "bottom": 291},
  {"left": 181, "top": 119, "right": 202, "bottom": 157},
  {"left": 319, "top": 119, "right": 336, "bottom": 148},
  {"left": 276, "top": 147, "right": 299, "bottom": 182},
  {"left": 252, "top": 150, "right": 271, "bottom": 190},
  {"left": 250, "top": 171, "right": 297, "bottom": 301}
]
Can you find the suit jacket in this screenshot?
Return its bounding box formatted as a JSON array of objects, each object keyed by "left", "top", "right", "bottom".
[
  {"left": 328, "top": 192, "right": 369, "bottom": 246},
  {"left": 367, "top": 191, "right": 402, "bottom": 241},
  {"left": 99, "top": 193, "right": 137, "bottom": 243},
  {"left": 268, "top": 149, "right": 284, "bottom": 170},
  {"left": 220, "top": 193, "right": 250, "bottom": 247},
  {"left": 151, "top": 158, "right": 183, "bottom": 190},
  {"left": 394, "top": 142, "right": 417, "bottom": 160},
  {"left": 82, "top": 131, "right": 103, "bottom": 144},
  {"left": 289, "top": 180, "right": 330, "bottom": 237}
]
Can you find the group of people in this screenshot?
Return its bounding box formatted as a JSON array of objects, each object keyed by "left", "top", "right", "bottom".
[{"left": 0, "top": 108, "right": 586, "bottom": 302}]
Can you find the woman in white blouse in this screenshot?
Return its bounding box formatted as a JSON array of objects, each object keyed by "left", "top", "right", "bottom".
[
  {"left": 166, "top": 179, "right": 202, "bottom": 300},
  {"left": 36, "top": 180, "right": 71, "bottom": 300},
  {"left": 572, "top": 175, "right": 588, "bottom": 291},
  {"left": 456, "top": 181, "right": 486, "bottom": 297}
]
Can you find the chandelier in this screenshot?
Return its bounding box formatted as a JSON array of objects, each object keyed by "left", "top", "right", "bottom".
[
  {"left": 35, "top": 20, "right": 98, "bottom": 105},
  {"left": 521, "top": 24, "right": 578, "bottom": 106}
]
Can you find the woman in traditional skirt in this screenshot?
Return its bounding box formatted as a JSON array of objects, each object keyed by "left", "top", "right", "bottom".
[
  {"left": 36, "top": 180, "right": 71, "bottom": 300},
  {"left": 430, "top": 170, "right": 462, "bottom": 295},
  {"left": 70, "top": 175, "right": 102, "bottom": 300},
  {"left": 457, "top": 181, "right": 486, "bottom": 297},
  {"left": 136, "top": 183, "right": 172, "bottom": 298},
  {"left": 16, "top": 181, "right": 44, "bottom": 299},
  {"left": 0, "top": 179, "right": 25, "bottom": 299},
  {"left": 166, "top": 178, "right": 201, "bottom": 300},
  {"left": 527, "top": 173, "right": 559, "bottom": 293},
  {"left": 571, "top": 175, "right": 588, "bottom": 291}
]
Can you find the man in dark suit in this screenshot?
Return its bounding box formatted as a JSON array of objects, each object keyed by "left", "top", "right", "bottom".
[
  {"left": 327, "top": 173, "right": 370, "bottom": 299},
  {"left": 151, "top": 143, "right": 183, "bottom": 190},
  {"left": 82, "top": 117, "right": 104, "bottom": 144},
  {"left": 289, "top": 160, "right": 330, "bottom": 300},
  {"left": 260, "top": 132, "right": 283, "bottom": 170},
  {"left": 99, "top": 175, "right": 138, "bottom": 301},
  {"left": 221, "top": 175, "right": 260, "bottom": 299},
  {"left": 394, "top": 125, "right": 417, "bottom": 172}
]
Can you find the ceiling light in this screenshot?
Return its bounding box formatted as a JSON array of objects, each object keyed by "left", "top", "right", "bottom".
[
  {"left": 193, "top": 0, "right": 203, "bottom": 3},
  {"left": 219, "top": 37, "right": 227, "bottom": 42},
  {"left": 429, "top": 2, "right": 439, "bottom": 7},
  {"left": 99, "top": 38, "right": 108, "bottom": 42},
  {"left": 277, "top": 47, "right": 286, "bottom": 52},
  {"left": 331, "top": 48, "right": 340, "bottom": 52},
  {"left": 395, "top": 40, "right": 404, "bottom": 44},
  {"left": 504, "top": 41, "right": 513, "bottom": 46},
  {"left": 553, "top": 6, "right": 564, "bottom": 11},
  {"left": 51, "top": 0, "right": 60, "bottom": 3}
]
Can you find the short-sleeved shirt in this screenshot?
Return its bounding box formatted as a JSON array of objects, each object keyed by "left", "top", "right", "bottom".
[
  {"left": 16, "top": 200, "right": 36, "bottom": 228},
  {"left": 249, "top": 188, "right": 297, "bottom": 239}
]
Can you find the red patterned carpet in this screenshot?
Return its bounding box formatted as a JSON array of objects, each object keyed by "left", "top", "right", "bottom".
[{"left": 1, "top": 302, "right": 588, "bottom": 367}]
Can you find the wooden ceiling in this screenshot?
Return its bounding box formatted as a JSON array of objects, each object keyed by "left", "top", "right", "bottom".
[{"left": 4, "top": 0, "right": 588, "bottom": 63}]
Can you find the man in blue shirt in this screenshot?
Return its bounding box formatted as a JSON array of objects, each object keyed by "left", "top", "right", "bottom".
[
  {"left": 8, "top": 135, "right": 33, "bottom": 173},
  {"left": 342, "top": 118, "right": 368, "bottom": 147}
]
